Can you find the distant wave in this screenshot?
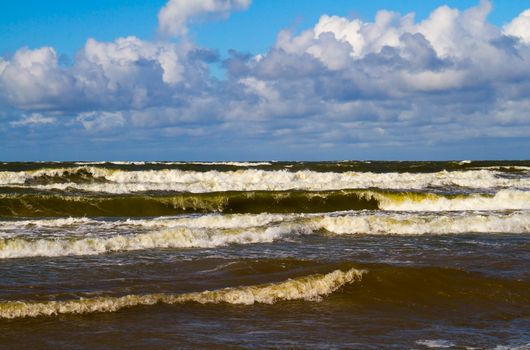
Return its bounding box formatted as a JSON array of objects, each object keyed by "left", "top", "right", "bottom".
[
  {"left": 0, "top": 268, "right": 364, "bottom": 318},
  {"left": 73, "top": 161, "right": 273, "bottom": 166},
  {"left": 1, "top": 167, "right": 528, "bottom": 193}
]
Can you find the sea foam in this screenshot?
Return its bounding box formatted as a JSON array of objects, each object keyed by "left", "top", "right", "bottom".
[
  {"left": 1, "top": 167, "right": 528, "bottom": 193},
  {"left": 1, "top": 211, "right": 528, "bottom": 258},
  {"left": 0, "top": 268, "right": 364, "bottom": 318}
]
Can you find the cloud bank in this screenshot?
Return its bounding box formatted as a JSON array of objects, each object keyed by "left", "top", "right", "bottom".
[{"left": 1, "top": 0, "right": 530, "bottom": 159}]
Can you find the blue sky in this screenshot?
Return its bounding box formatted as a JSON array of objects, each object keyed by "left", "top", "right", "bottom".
[{"left": 1, "top": 0, "right": 530, "bottom": 160}]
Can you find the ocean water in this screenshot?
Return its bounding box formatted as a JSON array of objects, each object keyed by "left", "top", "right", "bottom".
[{"left": 0, "top": 160, "right": 529, "bottom": 349}]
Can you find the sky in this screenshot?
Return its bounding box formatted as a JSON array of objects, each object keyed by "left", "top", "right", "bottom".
[{"left": 1, "top": 0, "right": 529, "bottom": 160}]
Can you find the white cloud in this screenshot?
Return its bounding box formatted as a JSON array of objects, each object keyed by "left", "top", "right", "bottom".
[
  {"left": 504, "top": 9, "right": 530, "bottom": 43},
  {"left": 281, "top": 0, "right": 499, "bottom": 66},
  {"left": 314, "top": 15, "right": 365, "bottom": 57},
  {"left": 267, "top": 0, "right": 529, "bottom": 91},
  {"left": 81, "top": 37, "right": 184, "bottom": 87},
  {"left": 0, "top": 37, "right": 207, "bottom": 111},
  {"left": 158, "top": 0, "right": 251, "bottom": 37},
  {"left": 305, "top": 10, "right": 416, "bottom": 62},
  {"left": 10, "top": 113, "right": 57, "bottom": 127},
  {"left": 0, "top": 47, "right": 74, "bottom": 109}
]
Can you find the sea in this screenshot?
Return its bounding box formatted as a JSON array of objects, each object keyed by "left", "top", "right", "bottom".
[{"left": 0, "top": 160, "right": 529, "bottom": 349}]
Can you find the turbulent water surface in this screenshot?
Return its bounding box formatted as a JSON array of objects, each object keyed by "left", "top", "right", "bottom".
[{"left": 0, "top": 161, "right": 529, "bottom": 349}]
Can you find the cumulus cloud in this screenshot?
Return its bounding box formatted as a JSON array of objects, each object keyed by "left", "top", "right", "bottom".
[
  {"left": 1, "top": 0, "right": 530, "bottom": 158},
  {"left": 158, "top": 0, "right": 251, "bottom": 37},
  {"left": 81, "top": 37, "right": 184, "bottom": 87},
  {"left": 0, "top": 47, "right": 75, "bottom": 110},
  {"left": 504, "top": 9, "right": 530, "bottom": 43},
  {"left": 235, "top": 0, "right": 530, "bottom": 108},
  {"left": 0, "top": 36, "right": 215, "bottom": 112}
]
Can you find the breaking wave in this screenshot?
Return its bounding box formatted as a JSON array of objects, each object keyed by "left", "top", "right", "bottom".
[
  {"left": 1, "top": 263, "right": 528, "bottom": 320},
  {"left": 316, "top": 211, "right": 530, "bottom": 235},
  {"left": 1, "top": 189, "right": 529, "bottom": 217},
  {"left": 0, "top": 268, "right": 364, "bottom": 319},
  {"left": 1, "top": 211, "right": 527, "bottom": 258},
  {"left": 375, "top": 189, "right": 530, "bottom": 211},
  {"left": 1, "top": 167, "right": 528, "bottom": 193},
  {"left": 0, "top": 224, "right": 310, "bottom": 258},
  {"left": 0, "top": 190, "right": 380, "bottom": 217},
  {"left": 75, "top": 161, "right": 273, "bottom": 166}
]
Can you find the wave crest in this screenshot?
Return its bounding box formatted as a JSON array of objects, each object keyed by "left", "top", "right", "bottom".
[
  {"left": 2, "top": 189, "right": 529, "bottom": 217},
  {"left": 1, "top": 167, "right": 528, "bottom": 193},
  {"left": 0, "top": 224, "right": 310, "bottom": 259},
  {"left": 0, "top": 268, "right": 365, "bottom": 319},
  {"left": 1, "top": 210, "right": 528, "bottom": 258}
]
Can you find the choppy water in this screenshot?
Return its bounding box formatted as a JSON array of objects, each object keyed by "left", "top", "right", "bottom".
[{"left": 0, "top": 161, "right": 529, "bottom": 349}]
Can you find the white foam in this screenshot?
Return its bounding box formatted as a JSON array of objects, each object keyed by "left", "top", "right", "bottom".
[
  {"left": 0, "top": 223, "right": 311, "bottom": 258},
  {"left": 180, "top": 161, "right": 272, "bottom": 166},
  {"left": 0, "top": 213, "right": 292, "bottom": 237},
  {"left": 1, "top": 167, "right": 528, "bottom": 193},
  {"left": 72, "top": 161, "right": 271, "bottom": 166},
  {"left": 416, "top": 339, "right": 456, "bottom": 348},
  {"left": 376, "top": 190, "right": 530, "bottom": 211},
  {"left": 0, "top": 217, "right": 96, "bottom": 230},
  {"left": 0, "top": 211, "right": 528, "bottom": 258},
  {"left": 141, "top": 213, "right": 293, "bottom": 229},
  {"left": 316, "top": 211, "right": 530, "bottom": 235},
  {"left": 492, "top": 343, "right": 530, "bottom": 350}
]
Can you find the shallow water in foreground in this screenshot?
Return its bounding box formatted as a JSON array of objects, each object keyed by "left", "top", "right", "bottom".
[{"left": 0, "top": 161, "right": 529, "bottom": 349}]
